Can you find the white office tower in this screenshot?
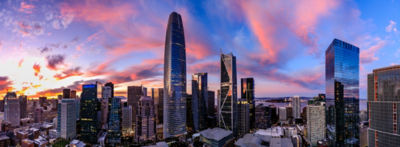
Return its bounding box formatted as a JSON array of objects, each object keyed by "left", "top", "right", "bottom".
[
  {"left": 4, "top": 92, "right": 20, "bottom": 127},
  {"left": 59, "top": 99, "right": 76, "bottom": 140},
  {"left": 279, "top": 107, "right": 287, "bottom": 123},
  {"left": 292, "top": 96, "right": 301, "bottom": 119},
  {"left": 307, "top": 103, "right": 326, "bottom": 146}
]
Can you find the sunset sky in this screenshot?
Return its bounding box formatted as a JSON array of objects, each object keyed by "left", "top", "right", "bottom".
[{"left": 0, "top": 0, "right": 398, "bottom": 99}]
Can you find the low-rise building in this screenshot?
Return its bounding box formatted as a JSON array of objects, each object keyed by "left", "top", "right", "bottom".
[{"left": 199, "top": 128, "right": 234, "bottom": 147}]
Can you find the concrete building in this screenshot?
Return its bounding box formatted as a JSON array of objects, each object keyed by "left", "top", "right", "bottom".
[
  {"left": 292, "top": 96, "right": 301, "bottom": 119},
  {"left": 306, "top": 103, "right": 326, "bottom": 146},
  {"left": 121, "top": 102, "right": 133, "bottom": 137},
  {"left": 279, "top": 107, "right": 287, "bottom": 124},
  {"left": 58, "top": 99, "right": 76, "bottom": 140}
]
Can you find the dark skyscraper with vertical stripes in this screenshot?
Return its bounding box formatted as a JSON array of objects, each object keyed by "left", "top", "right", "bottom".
[
  {"left": 163, "top": 12, "right": 186, "bottom": 138},
  {"left": 325, "top": 39, "right": 359, "bottom": 146}
]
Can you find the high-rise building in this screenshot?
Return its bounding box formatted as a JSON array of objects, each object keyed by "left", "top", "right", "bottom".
[
  {"left": 255, "top": 104, "right": 272, "bottom": 129},
  {"left": 237, "top": 99, "right": 249, "bottom": 137},
  {"left": 207, "top": 91, "right": 217, "bottom": 128},
  {"left": 325, "top": 38, "right": 359, "bottom": 146},
  {"left": 151, "top": 88, "right": 163, "bottom": 140},
  {"left": 19, "top": 95, "right": 27, "bottom": 119},
  {"left": 57, "top": 99, "right": 76, "bottom": 140},
  {"left": 105, "top": 82, "right": 114, "bottom": 98},
  {"left": 219, "top": 53, "right": 238, "bottom": 136},
  {"left": 70, "top": 90, "right": 77, "bottom": 98},
  {"left": 368, "top": 65, "right": 400, "bottom": 146},
  {"left": 192, "top": 73, "right": 208, "bottom": 131},
  {"left": 307, "top": 103, "right": 326, "bottom": 146},
  {"left": 127, "top": 85, "right": 146, "bottom": 130},
  {"left": 34, "top": 107, "right": 43, "bottom": 123},
  {"left": 186, "top": 94, "right": 194, "bottom": 134},
  {"left": 4, "top": 92, "right": 20, "bottom": 127},
  {"left": 279, "top": 107, "right": 287, "bottom": 123},
  {"left": 79, "top": 83, "right": 102, "bottom": 144},
  {"left": 136, "top": 96, "right": 156, "bottom": 142},
  {"left": 163, "top": 12, "right": 187, "bottom": 138},
  {"left": 107, "top": 97, "right": 121, "bottom": 144},
  {"left": 63, "top": 89, "right": 71, "bottom": 98},
  {"left": 39, "top": 96, "right": 47, "bottom": 107},
  {"left": 101, "top": 84, "right": 113, "bottom": 129},
  {"left": 292, "top": 96, "right": 301, "bottom": 119},
  {"left": 241, "top": 78, "right": 255, "bottom": 130},
  {"left": 121, "top": 102, "right": 133, "bottom": 137}
]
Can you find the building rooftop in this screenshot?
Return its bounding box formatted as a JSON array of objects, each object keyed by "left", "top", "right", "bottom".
[
  {"left": 144, "top": 142, "right": 169, "bottom": 147},
  {"left": 0, "top": 135, "right": 9, "bottom": 141},
  {"left": 255, "top": 127, "right": 284, "bottom": 137},
  {"left": 270, "top": 138, "right": 293, "bottom": 147},
  {"left": 235, "top": 134, "right": 264, "bottom": 147},
  {"left": 200, "top": 128, "right": 232, "bottom": 141}
]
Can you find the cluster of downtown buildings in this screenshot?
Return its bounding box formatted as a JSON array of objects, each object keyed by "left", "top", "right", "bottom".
[{"left": 0, "top": 11, "right": 398, "bottom": 147}]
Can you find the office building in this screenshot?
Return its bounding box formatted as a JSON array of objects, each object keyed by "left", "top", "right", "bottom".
[
  {"left": 325, "top": 38, "right": 359, "bottom": 146},
  {"left": 107, "top": 97, "right": 121, "bottom": 144},
  {"left": 105, "top": 82, "right": 114, "bottom": 98},
  {"left": 207, "top": 90, "right": 217, "bottom": 128},
  {"left": 237, "top": 99, "right": 249, "bottom": 137},
  {"left": 151, "top": 88, "right": 163, "bottom": 140},
  {"left": 186, "top": 94, "right": 194, "bottom": 134},
  {"left": 292, "top": 96, "right": 301, "bottom": 119},
  {"left": 58, "top": 99, "right": 76, "bottom": 140},
  {"left": 307, "top": 103, "right": 326, "bottom": 146},
  {"left": 136, "top": 96, "right": 155, "bottom": 142},
  {"left": 279, "top": 107, "right": 287, "bottom": 123},
  {"left": 121, "top": 102, "right": 133, "bottom": 137},
  {"left": 255, "top": 104, "right": 272, "bottom": 129},
  {"left": 34, "top": 107, "right": 43, "bottom": 123},
  {"left": 79, "top": 83, "right": 101, "bottom": 144},
  {"left": 71, "top": 90, "right": 77, "bottom": 98},
  {"left": 368, "top": 65, "right": 400, "bottom": 146},
  {"left": 127, "top": 85, "right": 146, "bottom": 130},
  {"left": 241, "top": 77, "right": 255, "bottom": 130},
  {"left": 163, "top": 12, "right": 187, "bottom": 138},
  {"left": 4, "top": 92, "right": 20, "bottom": 127},
  {"left": 63, "top": 89, "right": 71, "bottom": 98},
  {"left": 39, "top": 96, "right": 47, "bottom": 107},
  {"left": 219, "top": 53, "right": 238, "bottom": 136},
  {"left": 101, "top": 84, "right": 113, "bottom": 129},
  {"left": 19, "top": 95, "right": 27, "bottom": 119},
  {"left": 192, "top": 73, "right": 208, "bottom": 131}
]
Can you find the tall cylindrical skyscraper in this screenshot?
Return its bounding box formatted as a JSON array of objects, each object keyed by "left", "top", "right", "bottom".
[{"left": 163, "top": 12, "right": 186, "bottom": 138}]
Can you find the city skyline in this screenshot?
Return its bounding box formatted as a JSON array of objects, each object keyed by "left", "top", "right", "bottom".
[{"left": 0, "top": 0, "right": 399, "bottom": 99}]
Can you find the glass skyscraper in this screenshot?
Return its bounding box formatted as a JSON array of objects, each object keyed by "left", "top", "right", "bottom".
[
  {"left": 368, "top": 65, "right": 400, "bottom": 146},
  {"left": 192, "top": 73, "right": 208, "bottom": 131},
  {"left": 79, "top": 82, "right": 102, "bottom": 144},
  {"left": 325, "top": 38, "right": 359, "bottom": 146},
  {"left": 107, "top": 97, "right": 122, "bottom": 145},
  {"left": 163, "top": 11, "right": 187, "bottom": 138},
  {"left": 241, "top": 77, "right": 255, "bottom": 130},
  {"left": 219, "top": 53, "right": 238, "bottom": 136}
]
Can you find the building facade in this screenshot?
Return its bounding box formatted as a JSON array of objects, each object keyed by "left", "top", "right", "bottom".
[
  {"left": 19, "top": 95, "right": 27, "bottom": 119},
  {"left": 219, "top": 53, "right": 238, "bottom": 136},
  {"left": 368, "top": 65, "right": 400, "bottom": 146},
  {"left": 292, "top": 96, "right": 301, "bottom": 119},
  {"left": 4, "top": 92, "right": 20, "bottom": 127},
  {"left": 151, "top": 88, "right": 163, "bottom": 140},
  {"left": 241, "top": 78, "right": 255, "bottom": 130},
  {"left": 237, "top": 99, "right": 249, "bottom": 137},
  {"left": 127, "top": 85, "right": 146, "bottom": 130},
  {"left": 121, "top": 102, "right": 133, "bottom": 137},
  {"left": 255, "top": 104, "right": 272, "bottom": 129},
  {"left": 58, "top": 99, "right": 76, "bottom": 140},
  {"left": 192, "top": 73, "right": 208, "bottom": 131},
  {"left": 79, "top": 83, "right": 101, "bottom": 144},
  {"left": 307, "top": 103, "right": 326, "bottom": 146},
  {"left": 163, "top": 12, "right": 187, "bottom": 138},
  {"left": 107, "top": 97, "right": 121, "bottom": 144},
  {"left": 136, "top": 96, "right": 156, "bottom": 142},
  {"left": 325, "top": 38, "right": 359, "bottom": 146}
]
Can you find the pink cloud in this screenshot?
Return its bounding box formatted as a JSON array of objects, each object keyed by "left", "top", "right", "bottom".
[
  {"left": 360, "top": 38, "right": 386, "bottom": 64},
  {"left": 19, "top": 2, "right": 35, "bottom": 14},
  {"left": 33, "top": 64, "right": 41, "bottom": 76}
]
